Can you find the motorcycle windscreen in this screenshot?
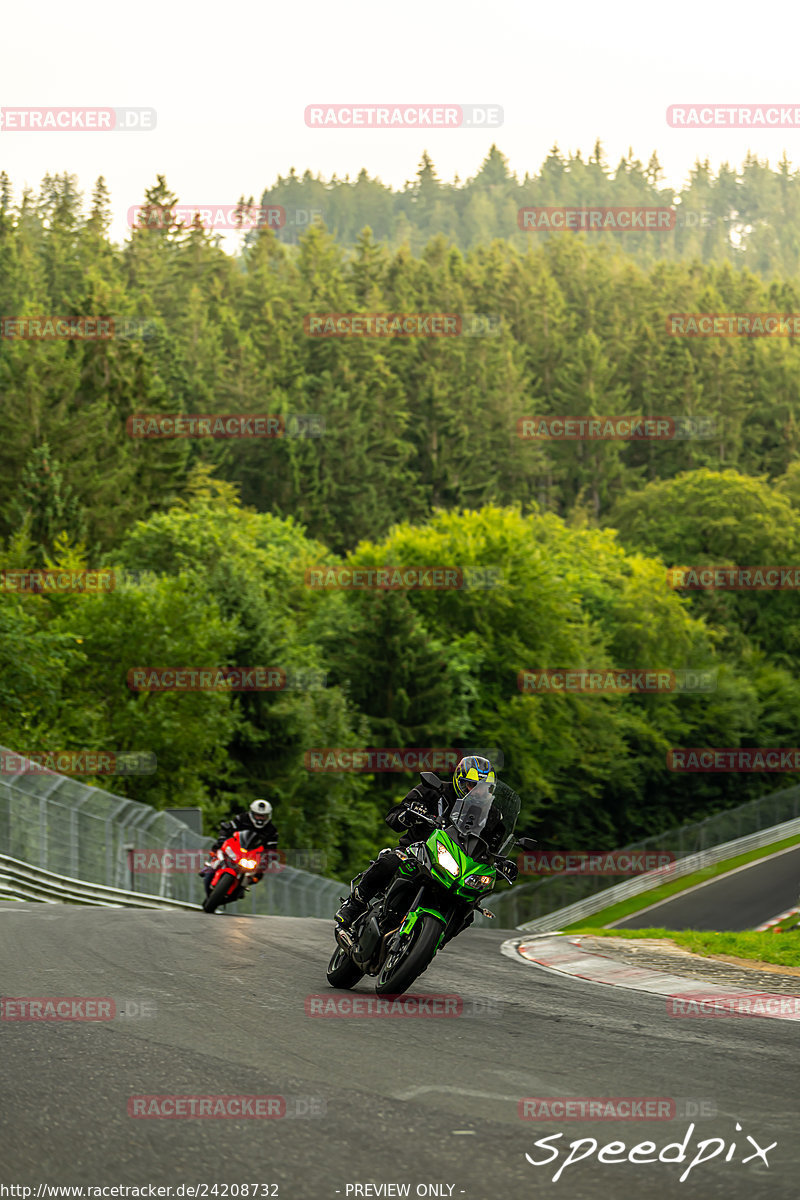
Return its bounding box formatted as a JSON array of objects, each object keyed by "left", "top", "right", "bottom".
[
  {"left": 238, "top": 827, "right": 264, "bottom": 851},
  {"left": 449, "top": 779, "right": 521, "bottom": 855}
]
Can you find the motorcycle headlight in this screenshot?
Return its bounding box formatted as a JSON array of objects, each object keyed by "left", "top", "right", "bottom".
[
  {"left": 435, "top": 842, "right": 459, "bottom": 877},
  {"left": 240, "top": 858, "right": 258, "bottom": 870}
]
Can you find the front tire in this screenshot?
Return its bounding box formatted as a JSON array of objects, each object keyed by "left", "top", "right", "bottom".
[
  {"left": 202, "top": 874, "right": 237, "bottom": 913},
  {"left": 326, "top": 945, "right": 365, "bottom": 989},
  {"left": 375, "top": 913, "right": 443, "bottom": 996}
]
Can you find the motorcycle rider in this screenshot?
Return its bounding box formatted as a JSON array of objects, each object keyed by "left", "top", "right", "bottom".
[
  {"left": 199, "top": 798, "right": 279, "bottom": 895},
  {"left": 335, "top": 755, "right": 510, "bottom": 929}
]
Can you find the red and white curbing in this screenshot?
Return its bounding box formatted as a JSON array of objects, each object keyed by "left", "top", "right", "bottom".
[
  {"left": 755, "top": 906, "right": 800, "bottom": 932},
  {"left": 502, "top": 933, "right": 800, "bottom": 1022}
]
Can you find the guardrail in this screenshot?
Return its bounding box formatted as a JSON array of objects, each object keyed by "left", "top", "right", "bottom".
[
  {"left": 512, "top": 813, "right": 800, "bottom": 932},
  {"left": 0, "top": 744, "right": 345, "bottom": 917},
  {"left": 0, "top": 849, "right": 345, "bottom": 919},
  {"left": 0, "top": 853, "right": 200, "bottom": 909}
]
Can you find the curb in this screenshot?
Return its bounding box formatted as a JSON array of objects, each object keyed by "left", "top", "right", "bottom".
[
  {"left": 755, "top": 905, "right": 800, "bottom": 932},
  {"left": 501, "top": 933, "right": 800, "bottom": 1022}
]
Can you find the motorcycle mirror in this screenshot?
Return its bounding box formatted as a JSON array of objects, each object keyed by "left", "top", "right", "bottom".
[{"left": 516, "top": 837, "right": 537, "bottom": 850}]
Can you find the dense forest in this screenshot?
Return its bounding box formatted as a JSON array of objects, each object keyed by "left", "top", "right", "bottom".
[
  {"left": 258, "top": 143, "right": 800, "bottom": 277},
  {"left": 2, "top": 150, "right": 800, "bottom": 876}
]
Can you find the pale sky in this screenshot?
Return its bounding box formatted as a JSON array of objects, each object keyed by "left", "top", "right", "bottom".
[{"left": 2, "top": 0, "right": 799, "bottom": 247}]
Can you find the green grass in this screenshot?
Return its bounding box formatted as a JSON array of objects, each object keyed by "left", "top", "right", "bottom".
[
  {"left": 563, "top": 926, "right": 800, "bottom": 969},
  {"left": 561, "top": 832, "right": 800, "bottom": 931}
]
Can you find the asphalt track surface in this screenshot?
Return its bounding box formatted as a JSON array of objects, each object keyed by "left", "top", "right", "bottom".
[
  {"left": 616, "top": 845, "right": 800, "bottom": 931},
  {"left": 0, "top": 903, "right": 797, "bottom": 1199}
]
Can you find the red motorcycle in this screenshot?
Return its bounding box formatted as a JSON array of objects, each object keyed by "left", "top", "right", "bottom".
[{"left": 201, "top": 829, "right": 277, "bottom": 913}]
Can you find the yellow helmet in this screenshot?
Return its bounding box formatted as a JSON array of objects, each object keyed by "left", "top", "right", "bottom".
[{"left": 453, "top": 756, "right": 496, "bottom": 798}]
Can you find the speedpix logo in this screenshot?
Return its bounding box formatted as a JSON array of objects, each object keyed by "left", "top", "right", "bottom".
[{"left": 524, "top": 1121, "right": 776, "bottom": 1184}]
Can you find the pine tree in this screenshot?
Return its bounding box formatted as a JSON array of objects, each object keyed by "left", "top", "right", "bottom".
[{"left": 10, "top": 443, "right": 87, "bottom": 554}]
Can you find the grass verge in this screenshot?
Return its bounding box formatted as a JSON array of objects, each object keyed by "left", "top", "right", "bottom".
[{"left": 563, "top": 926, "right": 800, "bottom": 969}]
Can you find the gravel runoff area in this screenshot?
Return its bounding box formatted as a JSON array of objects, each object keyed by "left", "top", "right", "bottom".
[{"left": 578, "top": 935, "right": 800, "bottom": 994}]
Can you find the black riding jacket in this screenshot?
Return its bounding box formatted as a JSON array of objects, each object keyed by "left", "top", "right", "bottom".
[
  {"left": 384, "top": 773, "right": 458, "bottom": 847},
  {"left": 212, "top": 811, "right": 279, "bottom": 853}
]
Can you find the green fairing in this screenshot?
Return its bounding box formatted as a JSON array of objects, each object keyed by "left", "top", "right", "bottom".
[{"left": 398, "top": 829, "right": 497, "bottom": 935}]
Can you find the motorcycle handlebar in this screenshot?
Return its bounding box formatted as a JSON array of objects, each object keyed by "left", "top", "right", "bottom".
[{"left": 406, "top": 805, "right": 439, "bottom": 825}]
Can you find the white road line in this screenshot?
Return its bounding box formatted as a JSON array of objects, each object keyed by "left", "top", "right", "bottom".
[{"left": 392, "top": 1085, "right": 518, "bottom": 1101}]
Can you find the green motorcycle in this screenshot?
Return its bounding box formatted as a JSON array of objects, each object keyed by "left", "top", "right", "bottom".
[{"left": 327, "top": 776, "right": 535, "bottom": 996}]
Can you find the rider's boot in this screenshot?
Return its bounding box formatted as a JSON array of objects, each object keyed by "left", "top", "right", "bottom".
[{"left": 335, "top": 886, "right": 368, "bottom": 928}]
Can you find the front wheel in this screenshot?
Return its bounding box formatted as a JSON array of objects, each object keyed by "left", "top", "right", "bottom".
[
  {"left": 375, "top": 912, "right": 443, "bottom": 996},
  {"left": 326, "top": 945, "right": 365, "bottom": 990},
  {"left": 202, "top": 873, "right": 238, "bottom": 913}
]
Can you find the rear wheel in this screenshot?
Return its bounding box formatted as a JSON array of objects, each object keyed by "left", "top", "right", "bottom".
[
  {"left": 202, "top": 874, "right": 237, "bottom": 913},
  {"left": 326, "top": 945, "right": 365, "bottom": 989},
  {"left": 375, "top": 913, "right": 443, "bottom": 996}
]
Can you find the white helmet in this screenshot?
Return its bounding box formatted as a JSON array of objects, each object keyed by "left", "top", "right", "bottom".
[{"left": 249, "top": 799, "right": 273, "bottom": 828}]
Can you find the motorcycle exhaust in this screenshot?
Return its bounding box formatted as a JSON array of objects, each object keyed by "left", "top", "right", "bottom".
[{"left": 335, "top": 927, "right": 356, "bottom": 953}]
